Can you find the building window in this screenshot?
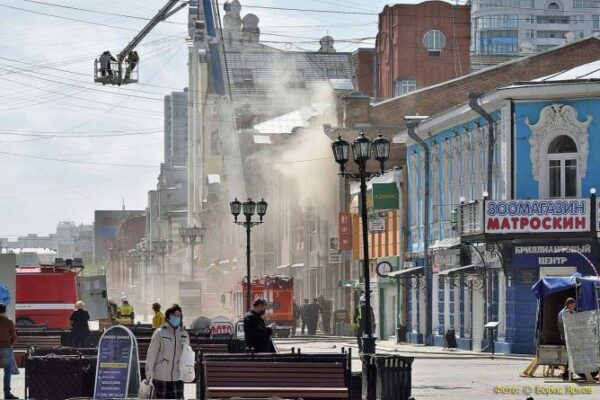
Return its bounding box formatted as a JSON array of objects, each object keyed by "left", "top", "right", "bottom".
[
  {"left": 327, "top": 68, "right": 347, "bottom": 79},
  {"left": 547, "top": 136, "right": 578, "bottom": 198},
  {"left": 289, "top": 69, "right": 306, "bottom": 88},
  {"left": 593, "top": 15, "right": 600, "bottom": 29},
  {"left": 476, "top": 30, "right": 519, "bottom": 55},
  {"left": 232, "top": 68, "right": 253, "bottom": 87},
  {"left": 475, "top": 15, "right": 518, "bottom": 29},
  {"left": 423, "top": 30, "right": 446, "bottom": 55},
  {"left": 573, "top": 0, "right": 600, "bottom": 8},
  {"left": 525, "top": 29, "right": 535, "bottom": 39},
  {"left": 573, "top": 15, "right": 585, "bottom": 24},
  {"left": 547, "top": 1, "right": 561, "bottom": 10},
  {"left": 394, "top": 78, "right": 416, "bottom": 96}
]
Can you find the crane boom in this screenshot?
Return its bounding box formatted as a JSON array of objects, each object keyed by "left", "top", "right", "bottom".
[
  {"left": 95, "top": 0, "right": 189, "bottom": 85},
  {"left": 117, "top": 0, "right": 188, "bottom": 62}
]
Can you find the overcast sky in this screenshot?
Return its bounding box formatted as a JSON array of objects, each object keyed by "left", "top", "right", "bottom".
[{"left": 0, "top": 0, "right": 429, "bottom": 237}]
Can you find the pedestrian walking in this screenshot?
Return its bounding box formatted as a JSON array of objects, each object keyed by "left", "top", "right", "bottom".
[
  {"left": 151, "top": 302, "right": 165, "bottom": 329},
  {"left": 353, "top": 296, "right": 375, "bottom": 353},
  {"left": 306, "top": 298, "right": 322, "bottom": 336},
  {"left": 558, "top": 297, "right": 575, "bottom": 381},
  {"left": 117, "top": 296, "right": 134, "bottom": 325},
  {"left": 70, "top": 300, "right": 90, "bottom": 348},
  {"left": 0, "top": 303, "right": 18, "bottom": 399},
  {"left": 243, "top": 298, "right": 276, "bottom": 352},
  {"left": 318, "top": 295, "right": 333, "bottom": 335},
  {"left": 145, "top": 304, "right": 190, "bottom": 399},
  {"left": 292, "top": 301, "right": 300, "bottom": 336},
  {"left": 300, "top": 299, "right": 309, "bottom": 335}
]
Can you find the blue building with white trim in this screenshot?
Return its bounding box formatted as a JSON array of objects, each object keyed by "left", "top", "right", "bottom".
[{"left": 396, "top": 59, "right": 600, "bottom": 354}]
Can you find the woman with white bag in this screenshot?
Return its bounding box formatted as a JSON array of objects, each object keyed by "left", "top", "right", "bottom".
[{"left": 145, "top": 304, "right": 191, "bottom": 399}]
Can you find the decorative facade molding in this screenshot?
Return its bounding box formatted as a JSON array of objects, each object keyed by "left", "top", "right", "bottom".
[{"left": 526, "top": 103, "right": 592, "bottom": 181}]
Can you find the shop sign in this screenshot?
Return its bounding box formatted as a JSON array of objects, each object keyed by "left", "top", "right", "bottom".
[
  {"left": 484, "top": 199, "right": 590, "bottom": 234},
  {"left": 372, "top": 183, "right": 399, "bottom": 210},
  {"left": 329, "top": 251, "right": 341, "bottom": 264},
  {"left": 210, "top": 316, "right": 234, "bottom": 337},
  {"left": 338, "top": 212, "right": 352, "bottom": 250},
  {"left": 511, "top": 244, "right": 595, "bottom": 269},
  {"left": 368, "top": 215, "right": 386, "bottom": 232},
  {"left": 518, "top": 269, "right": 539, "bottom": 285},
  {"left": 433, "top": 249, "right": 460, "bottom": 274}
]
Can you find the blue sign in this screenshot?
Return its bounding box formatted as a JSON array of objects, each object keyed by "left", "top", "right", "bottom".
[
  {"left": 0, "top": 283, "right": 11, "bottom": 305},
  {"left": 94, "top": 325, "right": 140, "bottom": 399},
  {"left": 511, "top": 244, "right": 597, "bottom": 275}
]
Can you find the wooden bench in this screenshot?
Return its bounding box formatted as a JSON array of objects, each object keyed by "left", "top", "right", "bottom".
[
  {"left": 11, "top": 335, "right": 62, "bottom": 367},
  {"left": 199, "top": 352, "right": 351, "bottom": 400},
  {"left": 137, "top": 336, "right": 230, "bottom": 378}
]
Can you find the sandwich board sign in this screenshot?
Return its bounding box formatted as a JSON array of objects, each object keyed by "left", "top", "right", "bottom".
[{"left": 94, "top": 325, "right": 140, "bottom": 399}]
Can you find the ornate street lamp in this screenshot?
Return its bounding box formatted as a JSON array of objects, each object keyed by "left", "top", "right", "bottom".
[
  {"left": 152, "top": 239, "right": 173, "bottom": 300},
  {"left": 332, "top": 131, "right": 390, "bottom": 357},
  {"left": 231, "top": 197, "right": 268, "bottom": 311},
  {"left": 180, "top": 225, "right": 206, "bottom": 281}
]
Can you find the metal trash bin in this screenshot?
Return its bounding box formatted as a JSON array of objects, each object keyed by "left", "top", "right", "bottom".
[
  {"left": 396, "top": 326, "right": 407, "bottom": 343},
  {"left": 362, "top": 354, "right": 414, "bottom": 400}
]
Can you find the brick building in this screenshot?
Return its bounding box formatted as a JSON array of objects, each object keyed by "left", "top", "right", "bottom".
[
  {"left": 332, "top": 36, "right": 600, "bottom": 346},
  {"left": 374, "top": 1, "right": 471, "bottom": 100}
]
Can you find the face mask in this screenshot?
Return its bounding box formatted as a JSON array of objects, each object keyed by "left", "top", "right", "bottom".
[
  {"left": 258, "top": 310, "right": 266, "bottom": 316},
  {"left": 169, "top": 316, "right": 181, "bottom": 327}
]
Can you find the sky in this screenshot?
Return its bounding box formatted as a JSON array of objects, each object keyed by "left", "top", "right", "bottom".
[{"left": 0, "top": 0, "right": 431, "bottom": 237}]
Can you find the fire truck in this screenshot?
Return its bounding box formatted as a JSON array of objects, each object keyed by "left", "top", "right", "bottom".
[
  {"left": 233, "top": 275, "right": 294, "bottom": 338},
  {"left": 15, "top": 257, "right": 108, "bottom": 328}
]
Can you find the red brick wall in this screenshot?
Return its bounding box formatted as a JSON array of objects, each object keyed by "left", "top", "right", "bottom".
[
  {"left": 353, "top": 48, "right": 375, "bottom": 97},
  {"left": 376, "top": 1, "right": 471, "bottom": 100},
  {"left": 369, "top": 38, "right": 600, "bottom": 127}
]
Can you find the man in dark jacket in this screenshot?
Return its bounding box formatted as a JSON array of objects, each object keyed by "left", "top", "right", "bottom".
[
  {"left": 558, "top": 297, "right": 576, "bottom": 381},
  {"left": 0, "top": 303, "right": 18, "bottom": 399},
  {"left": 243, "top": 299, "right": 276, "bottom": 353}
]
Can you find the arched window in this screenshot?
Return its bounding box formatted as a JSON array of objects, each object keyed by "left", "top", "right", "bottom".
[
  {"left": 547, "top": 135, "right": 578, "bottom": 198},
  {"left": 547, "top": 2, "right": 560, "bottom": 9},
  {"left": 423, "top": 30, "right": 446, "bottom": 56}
]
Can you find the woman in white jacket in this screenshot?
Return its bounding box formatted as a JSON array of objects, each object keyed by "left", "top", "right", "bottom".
[{"left": 145, "top": 304, "right": 190, "bottom": 399}]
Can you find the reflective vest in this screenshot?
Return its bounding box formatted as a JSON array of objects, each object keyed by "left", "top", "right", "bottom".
[{"left": 118, "top": 303, "right": 134, "bottom": 325}]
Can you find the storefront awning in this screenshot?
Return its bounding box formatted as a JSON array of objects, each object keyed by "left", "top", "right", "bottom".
[
  {"left": 429, "top": 237, "right": 461, "bottom": 250},
  {"left": 388, "top": 266, "right": 425, "bottom": 277},
  {"left": 291, "top": 263, "right": 304, "bottom": 269},
  {"left": 276, "top": 264, "right": 292, "bottom": 271},
  {"left": 438, "top": 264, "right": 479, "bottom": 276}
]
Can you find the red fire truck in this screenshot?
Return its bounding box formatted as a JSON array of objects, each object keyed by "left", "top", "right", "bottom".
[
  {"left": 15, "top": 258, "right": 108, "bottom": 328},
  {"left": 233, "top": 275, "right": 294, "bottom": 337}
]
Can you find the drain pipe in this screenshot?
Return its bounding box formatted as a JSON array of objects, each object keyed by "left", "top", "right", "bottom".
[
  {"left": 406, "top": 116, "right": 431, "bottom": 344},
  {"left": 468, "top": 92, "right": 494, "bottom": 199},
  {"left": 468, "top": 92, "right": 495, "bottom": 330}
]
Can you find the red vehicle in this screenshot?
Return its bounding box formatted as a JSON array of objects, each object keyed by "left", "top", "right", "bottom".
[
  {"left": 15, "top": 262, "right": 82, "bottom": 328},
  {"left": 15, "top": 257, "right": 108, "bottom": 329},
  {"left": 233, "top": 275, "right": 294, "bottom": 337}
]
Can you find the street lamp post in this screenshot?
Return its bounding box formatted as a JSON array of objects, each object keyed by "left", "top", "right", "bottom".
[
  {"left": 140, "top": 246, "right": 153, "bottom": 316},
  {"left": 230, "top": 197, "right": 268, "bottom": 312},
  {"left": 152, "top": 239, "right": 172, "bottom": 300},
  {"left": 331, "top": 132, "right": 390, "bottom": 356},
  {"left": 180, "top": 225, "right": 206, "bottom": 280}
]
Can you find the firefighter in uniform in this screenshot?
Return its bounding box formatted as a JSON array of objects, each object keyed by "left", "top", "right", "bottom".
[{"left": 117, "top": 296, "right": 135, "bottom": 325}]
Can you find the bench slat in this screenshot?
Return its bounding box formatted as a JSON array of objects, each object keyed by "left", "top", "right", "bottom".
[{"left": 207, "top": 387, "right": 348, "bottom": 399}]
